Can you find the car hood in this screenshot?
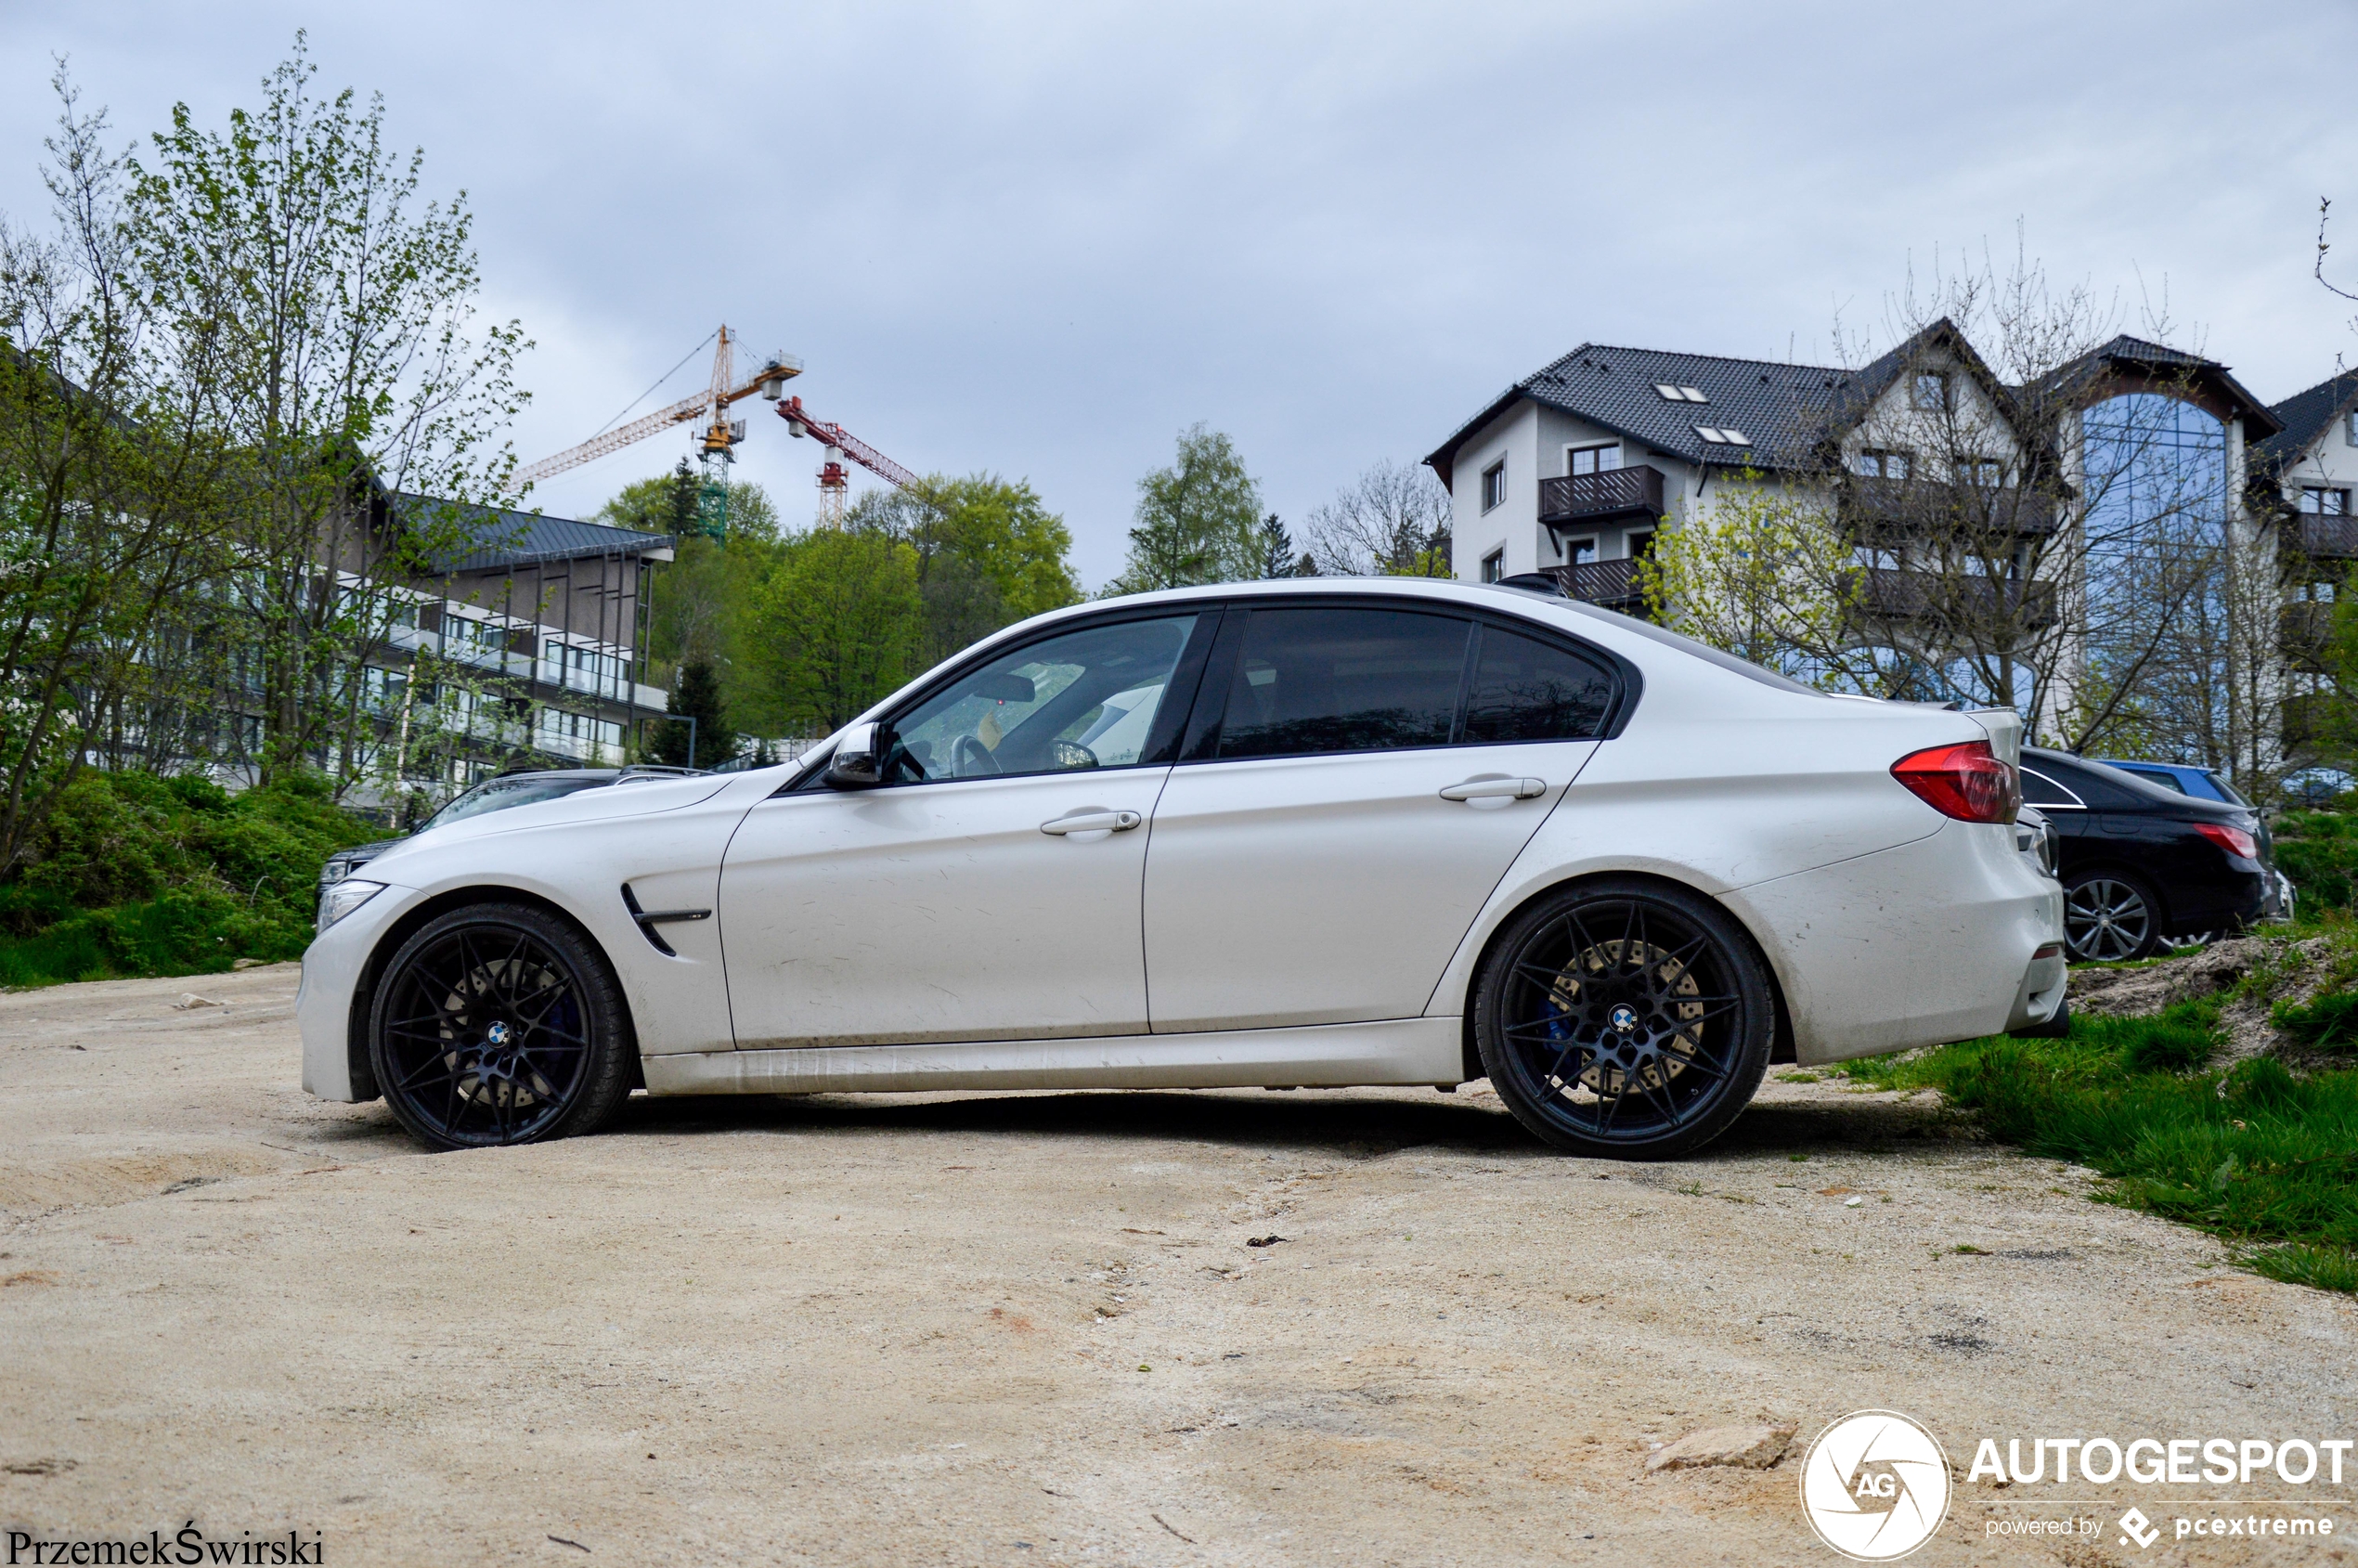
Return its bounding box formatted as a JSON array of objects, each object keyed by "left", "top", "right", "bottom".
[{"left": 358, "top": 774, "right": 738, "bottom": 882}]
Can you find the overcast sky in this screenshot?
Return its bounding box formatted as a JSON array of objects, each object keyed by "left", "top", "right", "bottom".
[{"left": 7, "top": 3, "right": 2357, "bottom": 587}]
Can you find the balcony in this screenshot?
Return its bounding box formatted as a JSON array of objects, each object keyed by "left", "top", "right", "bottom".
[
  {"left": 1840, "top": 476, "right": 2058, "bottom": 540},
  {"left": 1537, "top": 466, "right": 1666, "bottom": 534},
  {"left": 1533, "top": 558, "right": 1647, "bottom": 611},
  {"left": 2297, "top": 514, "right": 2358, "bottom": 559},
  {"left": 1853, "top": 566, "right": 2057, "bottom": 630}
]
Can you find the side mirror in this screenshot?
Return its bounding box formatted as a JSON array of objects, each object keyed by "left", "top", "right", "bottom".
[{"left": 824, "top": 721, "right": 885, "bottom": 789}]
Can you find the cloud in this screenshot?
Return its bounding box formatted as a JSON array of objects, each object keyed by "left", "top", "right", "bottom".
[{"left": 6, "top": 0, "right": 2355, "bottom": 584}]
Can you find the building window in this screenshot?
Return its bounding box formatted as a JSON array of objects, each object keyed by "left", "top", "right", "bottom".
[
  {"left": 1962, "top": 457, "right": 2003, "bottom": 487},
  {"left": 1481, "top": 460, "right": 1507, "bottom": 512},
  {"left": 1855, "top": 448, "right": 1911, "bottom": 481},
  {"left": 2347, "top": 408, "right": 2357, "bottom": 446},
  {"left": 1653, "top": 384, "right": 1708, "bottom": 403},
  {"left": 1912, "top": 372, "right": 1950, "bottom": 413},
  {"left": 1563, "top": 537, "right": 1598, "bottom": 564},
  {"left": 2302, "top": 486, "right": 2352, "bottom": 516},
  {"left": 1567, "top": 443, "right": 1621, "bottom": 475},
  {"left": 1480, "top": 549, "right": 1504, "bottom": 583},
  {"left": 1626, "top": 530, "right": 1656, "bottom": 560}
]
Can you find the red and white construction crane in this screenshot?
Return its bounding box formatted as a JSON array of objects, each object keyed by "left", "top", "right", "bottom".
[{"left": 515, "top": 325, "right": 925, "bottom": 535}]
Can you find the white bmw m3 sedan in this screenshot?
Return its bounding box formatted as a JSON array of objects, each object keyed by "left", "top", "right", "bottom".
[{"left": 300, "top": 577, "right": 2066, "bottom": 1160}]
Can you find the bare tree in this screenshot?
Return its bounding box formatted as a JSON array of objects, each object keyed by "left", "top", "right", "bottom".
[{"left": 1302, "top": 459, "right": 1450, "bottom": 577}]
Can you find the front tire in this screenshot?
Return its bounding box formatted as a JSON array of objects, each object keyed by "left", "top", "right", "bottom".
[
  {"left": 1473, "top": 878, "right": 1774, "bottom": 1160},
  {"left": 369, "top": 903, "right": 635, "bottom": 1152}
]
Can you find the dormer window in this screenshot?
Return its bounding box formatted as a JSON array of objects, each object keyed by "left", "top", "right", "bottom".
[{"left": 1655, "top": 384, "right": 1709, "bottom": 403}]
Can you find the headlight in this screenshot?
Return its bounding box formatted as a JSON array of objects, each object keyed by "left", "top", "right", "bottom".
[{"left": 317, "top": 879, "right": 385, "bottom": 932}]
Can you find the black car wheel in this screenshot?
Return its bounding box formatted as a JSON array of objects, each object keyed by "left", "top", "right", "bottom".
[
  {"left": 1473, "top": 878, "right": 1774, "bottom": 1160},
  {"left": 2063, "top": 871, "right": 2160, "bottom": 964},
  {"left": 369, "top": 904, "right": 635, "bottom": 1152}
]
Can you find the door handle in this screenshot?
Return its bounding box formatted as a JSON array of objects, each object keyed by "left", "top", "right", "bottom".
[
  {"left": 1040, "top": 810, "right": 1143, "bottom": 836},
  {"left": 1439, "top": 776, "right": 1547, "bottom": 802}
]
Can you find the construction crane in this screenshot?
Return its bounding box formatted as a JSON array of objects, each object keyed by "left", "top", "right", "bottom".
[
  {"left": 514, "top": 326, "right": 802, "bottom": 541},
  {"left": 517, "top": 326, "right": 926, "bottom": 537},
  {"left": 775, "top": 395, "right": 924, "bottom": 525}
]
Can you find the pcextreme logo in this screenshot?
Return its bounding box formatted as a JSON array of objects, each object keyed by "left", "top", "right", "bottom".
[{"left": 1798, "top": 1409, "right": 1954, "bottom": 1562}]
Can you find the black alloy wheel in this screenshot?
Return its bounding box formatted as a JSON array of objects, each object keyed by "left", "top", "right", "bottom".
[
  {"left": 2062, "top": 872, "right": 2160, "bottom": 964},
  {"left": 369, "top": 903, "right": 634, "bottom": 1152},
  {"left": 1474, "top": 878, "right": 1774, "bottom": 1160}
]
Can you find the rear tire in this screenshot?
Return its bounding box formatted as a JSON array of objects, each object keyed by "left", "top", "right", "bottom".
[
  {"left": 2062, "top": 871, "right": 2161, "bottom": 964},
  {"left": 368, "top": 903, "right": 635, "bottom": 1152},
  {"left": 1473, "top": 878, "right": 1774, "bottom": 1160}
]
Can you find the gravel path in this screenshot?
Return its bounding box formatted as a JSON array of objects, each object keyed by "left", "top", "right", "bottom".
[{"left": 2, "top": 964, "right": 2353, "bottom": 1565}]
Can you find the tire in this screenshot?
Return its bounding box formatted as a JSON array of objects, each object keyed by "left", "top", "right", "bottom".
[
  {"left": 368, "top": 902, "right": 635, "bottom": 1152},
  {"left": 1472, "top": 877, "right": 1775, "bottom": 1160},
  {"left": 2062, "top": 871, "right": 2161, "bottom": 964}
]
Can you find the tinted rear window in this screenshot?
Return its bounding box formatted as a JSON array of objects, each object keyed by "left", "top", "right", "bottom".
[
  {"left": 1461, "top": 624, "right": 1615, "bottom": 743},
  {"left": 1218, "top": 607, "right": 1471, "bottom": 759}
]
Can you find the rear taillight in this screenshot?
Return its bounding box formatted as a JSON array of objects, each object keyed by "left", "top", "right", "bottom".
[
  {"left": 1891, "top": 740, "right": 2020, "bottom": 824},
  {"left": 2193, "top": 822, "right": 2258, "bottom": 861}
]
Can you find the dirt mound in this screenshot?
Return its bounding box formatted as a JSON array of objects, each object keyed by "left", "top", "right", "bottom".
[{"left": 2068, "top": 935, "right": 2344, "bottom": 1069}]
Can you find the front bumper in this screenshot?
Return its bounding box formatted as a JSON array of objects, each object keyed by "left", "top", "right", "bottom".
[{"left": 296, "top": 879, "right": 421, "bottom": 1102}]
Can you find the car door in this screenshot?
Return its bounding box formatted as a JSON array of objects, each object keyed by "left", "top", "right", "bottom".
[
  {"left": 719, "top": 611, "right": 1211, "bottom": 1049},
  {"left": 1142, "top": 602, "right": 1619, "bottom": 1033}
]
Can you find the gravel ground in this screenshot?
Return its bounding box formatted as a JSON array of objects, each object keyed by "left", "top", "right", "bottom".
[{"left": 3, "top": 963, "right": 2354, "bottom": 1566}]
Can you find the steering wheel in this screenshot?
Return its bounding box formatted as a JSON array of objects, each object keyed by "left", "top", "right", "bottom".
[{"left": 952, "top": 733, "right": 1003, "bottom": 778}]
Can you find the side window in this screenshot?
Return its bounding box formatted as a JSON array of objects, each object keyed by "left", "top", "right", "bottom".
[
  {"left": 2019, "top": 767, "right": 2083, "bottom": 810},
  {"left": 1460, "top": 624, "right": 1615, "bottom": 743},
  {"left": 883, "top": 615, "right": 1198, "bottom": 784},
  {"left": 1215, "top": 608, "right": 1471, "bottom": 760}
]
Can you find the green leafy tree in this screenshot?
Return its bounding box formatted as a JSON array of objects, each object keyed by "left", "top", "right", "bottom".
[
  {"left": 1107, "top": 424, "right": 1264, "bottom": 593},
  {"left": 0, "top": 72, "right": 241, "bottom": 879},
  {"left": 647, "top": 659, "right": 738, "bottom": 769},
  {"left": 126, "top": 36, "right": 528, "bottom": 788},
  {"left": 738, "top": 527, "right": 922, "bottom": 734},
  {"left": 1636, "top": 476, "right": 1879, "bottom": 691},
  {"left": 849, "top": 473, "right": 1081, "bottom": 665},
  {"left": 597, "top": 471, "right": 781, "bottom": 685}
]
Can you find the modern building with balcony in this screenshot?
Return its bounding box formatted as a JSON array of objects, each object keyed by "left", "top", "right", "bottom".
[
  {"left": 356, "top": 501, "right": 675, "bottom": 787},
  {"left": 2260, "top": 369, "right": 2358, "bottom": 747}
]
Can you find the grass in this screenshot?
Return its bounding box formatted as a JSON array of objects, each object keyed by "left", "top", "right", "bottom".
[{"left": 1840, "top": 995, "right": 2358, "bottom": 1295}]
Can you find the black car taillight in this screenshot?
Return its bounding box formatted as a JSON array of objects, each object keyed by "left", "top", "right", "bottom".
[
  {"left": 1892, "top": 741, "right": 2020, "bottom": 824},
  {"left": 2193, "top": 822, "right": 2258, "bottom": 862}
]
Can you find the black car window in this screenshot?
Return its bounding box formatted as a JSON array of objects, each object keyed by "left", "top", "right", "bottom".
[
  {"left": 883, "top": 614, "right": 1198, "bottom": 784},
  {"left": 2020, "top": 767, "right": 2083, "bottom": 810},
  {"left": 1216, "top": 607, "right": 1471, "bottom": 759},
  {"left": 1460, "top": 623, "right": 1617, "bottom": 744},
  {"left": 2118, "top": 766, "right": 2187, "bottom": 795}
]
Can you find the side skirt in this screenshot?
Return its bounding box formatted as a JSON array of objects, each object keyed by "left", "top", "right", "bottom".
[{"left": 641, "top": 1017, "right": 1464, "bottom": 1096}]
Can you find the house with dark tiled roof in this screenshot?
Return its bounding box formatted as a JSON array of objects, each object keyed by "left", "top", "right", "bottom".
[
  {"left": 2261, "top": 368, "right": 2358, "bottom": 535},
  {"left": 1425, "top": 323, "right": 2299, "bottom": 781},
  {"left": 1422, "top": 320, "right": 2038, "bottom": 610}
]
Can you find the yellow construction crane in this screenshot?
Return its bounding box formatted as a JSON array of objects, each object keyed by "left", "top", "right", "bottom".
[{"left": 516, "top": 326, "right": 801, "bottom": 540}]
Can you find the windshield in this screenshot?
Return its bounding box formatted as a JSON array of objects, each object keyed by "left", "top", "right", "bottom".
[{"left": 421, "top": 775, "right": 609, "bottom": 832}]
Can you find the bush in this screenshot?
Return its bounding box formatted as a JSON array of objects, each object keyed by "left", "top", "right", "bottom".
[{"left": 0, "top": 769, "right": 379, "bottom": 988}]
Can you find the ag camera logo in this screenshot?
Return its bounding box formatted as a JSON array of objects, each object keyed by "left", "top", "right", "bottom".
[{"left": 1799, "top": 1410, "right": 1953, "bottom": 1561}]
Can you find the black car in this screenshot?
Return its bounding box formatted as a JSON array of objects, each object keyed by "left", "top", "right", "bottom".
[
  {"left": 317, "top": 766, "right": 704, "bottom": 918},
  {"left": 2019, "top": 747, "right": 2272, "bottom": 962}
]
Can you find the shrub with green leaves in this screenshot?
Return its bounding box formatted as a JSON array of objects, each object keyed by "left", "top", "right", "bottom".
[{"left": 0, "top": 770, "right": 377, "bottom": 988}]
